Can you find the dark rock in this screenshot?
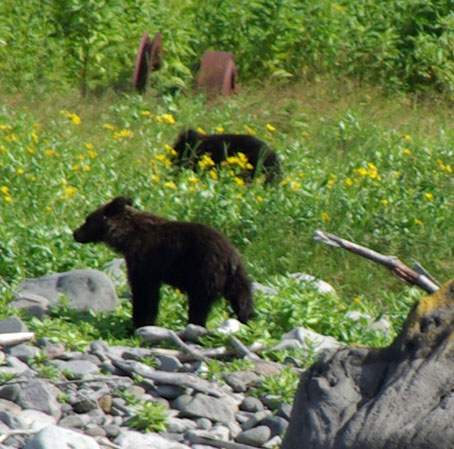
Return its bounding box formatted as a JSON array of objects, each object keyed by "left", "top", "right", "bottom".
[{"left": 282, "top": 281, "right": 454, "bottom": 449}]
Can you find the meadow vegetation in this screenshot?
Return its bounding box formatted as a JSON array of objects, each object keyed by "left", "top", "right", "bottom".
[{"left": 2, "top": 0, "right": 454, "bottom": 400}]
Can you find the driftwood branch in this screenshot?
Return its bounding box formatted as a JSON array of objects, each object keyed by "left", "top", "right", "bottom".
[
  {"left": 0, "top": 332, "right": 35, "bottom": 346},
  {"left": 313, "top": 229, "right": 439, "bottom": 294}
]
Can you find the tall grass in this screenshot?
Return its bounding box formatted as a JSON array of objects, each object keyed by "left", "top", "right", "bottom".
[{"left": 2, "top": 0, "right": 454, "bottom": 94}]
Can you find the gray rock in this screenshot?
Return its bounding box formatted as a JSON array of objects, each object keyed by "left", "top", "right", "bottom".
[
  {"left": 17, "top": 269, "right": 118, "bottom": 312},
  {"left": 23, "top": 424, "right": 101, "bottom": 449},
  {"left": 0, "top": 384, "right": 21, "bottom": 402},
  {"left": 289, "top": 272, "right": 336, "bottom": 294},
  {"left": 59, "top": 414, "right": 92, "bottom": 429},
  {"left": 224, "top": 370, "right": 260, "bottom": 392},
  {"left": 260, "top": 415, "right": 289, "bottom": 437},
  {"left": 135, "top": 326, "right": 172, "bottom": 344},
  {"left": 167, "top": 417, "right": 198, "bottom": 433},
  {"left": 9, "top": 292, "right": 50, "bottom": 318},
  {"left": 176, "top": 393, "right": 237, "bottom": 424},
  {"left": 178, "top": 324, "right": 208, "bottom": 342},
  {"left": 240, "top": 397, "right": 265, "bottom": 412},
  {"left": 282, "top": 327, "right": 343, "bottom": 353},
  {"left": 157, "top": 354, "right": 183, "bottom": 372},
  {"left": 0, "top": 316, "right": 28, "bottom": 333},
  {"left": 55, "top": 360, "right": 100, "bottom": 379},
  {"left": 236, "top": 425, "right": 271, "bottom": 446},
  {"left": 276, "top": 403, "right": 292, "bottom": 420},
  {"left": 18, "top": 409, "right": 56, "bottom": 431},
  {"left": 16, "top": 380, "right": 62, "bottom": 420},
  {"left": 156, "top": 384, "right": 186, "bottom": 400},
  {"left": 215, "top": 319, "right": 242, "bottom": 335},
  {"left": 263, "top": 435, "right": 282, "bottom": 448},
  {"left": 6, "top": 344, "right": 40, "bottom": 362},
  {"left": 251, "top": 282, "right": 279, "bottom": 296},
  {"left": 115, "top": 430, "right": 191, "bottom": 449},
  {"left": 242, "top": 410, "right": 272, "bottom": 431}
]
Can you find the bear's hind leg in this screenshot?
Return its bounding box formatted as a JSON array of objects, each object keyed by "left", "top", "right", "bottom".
[
  {"left": 131, "top": 281, "right": 161, "bottom": 328},
  {"left": 187, "top": 292, "right": 213, "bottom": 327}
]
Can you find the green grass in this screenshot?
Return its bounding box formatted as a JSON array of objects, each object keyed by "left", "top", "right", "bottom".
[{"left": 1, "top": 78, "right": 454, "bottom": 403}]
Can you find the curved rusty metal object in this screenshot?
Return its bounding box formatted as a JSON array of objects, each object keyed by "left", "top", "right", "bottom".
[
  {"left": 133, "top": 32, "right": 163, "bottom": 92},
  {"left": 196, "top": 51, "right": 237, "bottom": 97}
]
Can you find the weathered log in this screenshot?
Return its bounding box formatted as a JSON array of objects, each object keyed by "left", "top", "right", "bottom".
[
  {"left": 313, "top": 230, "right": 440, "bottom": 294},
  {"left": 281, "top": 280, "right": 454, "bottom": 449}
]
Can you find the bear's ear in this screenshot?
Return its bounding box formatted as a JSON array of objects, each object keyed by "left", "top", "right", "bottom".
[
  {"left": 186, "top": 129, "right": 199, "bottom": 145},
  {"left": 104, "top": 196, "right": 133, "bottom": 217}
]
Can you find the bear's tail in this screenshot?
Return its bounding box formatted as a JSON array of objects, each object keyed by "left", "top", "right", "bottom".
[{"left": 224, "top": 261, "right": 254, "bottom": 323}]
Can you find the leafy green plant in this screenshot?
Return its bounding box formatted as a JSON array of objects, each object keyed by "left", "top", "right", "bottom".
[{"left": 125, "top": 401, "right": 168, "bottom": 432}]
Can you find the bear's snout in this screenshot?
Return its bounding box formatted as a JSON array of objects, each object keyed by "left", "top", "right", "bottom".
[{"left": 73, "top": 227, "right": 89, "bottom": 243}]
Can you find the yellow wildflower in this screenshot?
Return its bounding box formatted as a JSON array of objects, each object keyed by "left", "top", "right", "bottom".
[
  {"left": 164, "top": 181, "right": 177, "bottom": 189},
  {"left": 234, "top": 177, "right": 245, "bottom": 186},
  {"left": 83, "top": 165, "right": 91, "bottom": 172},
  {"left": 198, "top": 154, "right": 215, "bottom": 169},
  {"left": 1, "top": 186, "right": 9, "bottom": 195},
  {"left": 257, "top": 195, "right": 264, "bottom": 203},
  {"left": 209, "top": 169, "right": 218, "bottom": 180},
  {"left": 301, "top": 130, "right": 310, "bottom": 138},
  {"left": 151, "top": 174, "right": 160, "bottom": 183},
  {"left": 188, "top": 176, "right": 199, "bottom": 183},
  {"left": 345, "top": 177, "right": 353, "bottom": 186},
  {"left": 215, "top": 126, "right": 224, "bottom": 133},
  {"left": 196, "top": 127, "right": 206, "bottom": 134},
  {"left": 141, "top": 110, "right": 152, "bottom": 117},
  {"left": 4, "top": 134, "right": 18, "bottom": 142},
  {"left": 353, "top": 296, "right": 361, "bottom": 304},
  {"left": 0, "top": 145, "right": 5, "bottom": 152},
  {"left": 45, "top": 149, "right": 57, "bottom": 157},
  {"left": 27, "top": 147, "right": 36, "bottom": 154},
  {"left": 290, "top": 181, "right": 301, "bottom": 192},
  {"left": 16, "top": 168, "right": 24, "bottom": 175},
  {"left": 87, "top": 150, "right": 98, "bottom": 159},
  {"left": 402, "top": 148, "right": 412, "bottom": 156},
  {"left": 156, "top": 114, "right": 176, "bottom": 125},
  {"left": 45, "top": 206, "right": 52, "bottom": 212},
  {"left": 243, "top": 124, "right": 256, "bottom": 136},
  {"left": 266, "top": 123, "right": 276, "bottom": 132},
  {"left": 4, "top": 195, "right": 12, "bottom": 203},
  {"left": 414, "top": 218, "right": 423, "bottom": 226},
  {"left": 424, "top": 192, "right": 434, "bottom": 201},
  {"left": 103, "top": 123, "right": 116, "bottom": 131},
  {"left": 321, "top": 212, "right": 331, "bottom": 222},
  {"left": 403, "top": 134, "right": 412, "bottom": 142},
  {"left": 113, "top": 129, "right": 133, "bottom": 139},
  {"left": 31, "top": 132, "right": 39, "bottom": 144},
  {"left": 67, "top": 113, "right": 81, "bottom": 125},
  {"left": 164, "top": 144, "right": 178, "bottom": 156},
  {"left": 380, "top": 198, "right": 389, "bottom": 206}
]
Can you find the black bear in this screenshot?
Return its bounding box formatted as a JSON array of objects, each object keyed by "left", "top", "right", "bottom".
[
  {"left": 172, "top": 129, "right": 282, "bottom": 182},
  {"left": 73, "top": 196, "right": 254, "bottom": 329}
]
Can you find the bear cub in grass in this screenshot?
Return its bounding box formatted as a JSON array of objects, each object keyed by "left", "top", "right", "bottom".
[
  {"left": 73, "top": 196, "right": 254, "bottom": 329},
  {"left": 172, "top": 129, "right": 282, "bottom": 182}
]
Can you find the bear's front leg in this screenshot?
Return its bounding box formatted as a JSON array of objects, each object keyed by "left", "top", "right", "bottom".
[{"left": 131, "top": 280, "right": 161, "bottom": 329}]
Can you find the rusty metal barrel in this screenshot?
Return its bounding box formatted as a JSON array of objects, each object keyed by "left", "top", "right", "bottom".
[
  {"left": 133, "top": 32, "right": 163, "bottom": 92},
  {"left": 196, "top": 50, "right": 237, "bottom": 97}
]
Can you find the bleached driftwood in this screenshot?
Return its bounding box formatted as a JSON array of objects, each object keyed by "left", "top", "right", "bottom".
[{"left": 313, "top": 229, "right": 440, "bottom": 293}]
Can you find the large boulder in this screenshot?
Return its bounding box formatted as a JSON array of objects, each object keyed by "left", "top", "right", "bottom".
[
  {"left": 281, "top": 281, "right": 454, "bottom": 449},
  {"left": 15, "top": 269, "right": 118, "bottom": 313}
]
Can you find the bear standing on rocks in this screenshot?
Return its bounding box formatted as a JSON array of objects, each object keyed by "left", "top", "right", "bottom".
[
  {"left": 73, "top": 196, "right": 254, "bottom": 329},
  {"left": 172, "top": 129, "right": 282, "bottom": 182}
]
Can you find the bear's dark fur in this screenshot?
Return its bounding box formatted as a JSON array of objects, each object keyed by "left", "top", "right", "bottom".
[
  {"left": 172, "top": 129, "right": 282, "bottom": 182},
  {"left": 73, "top": 196, "right": 254, "bottom": 329}
]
